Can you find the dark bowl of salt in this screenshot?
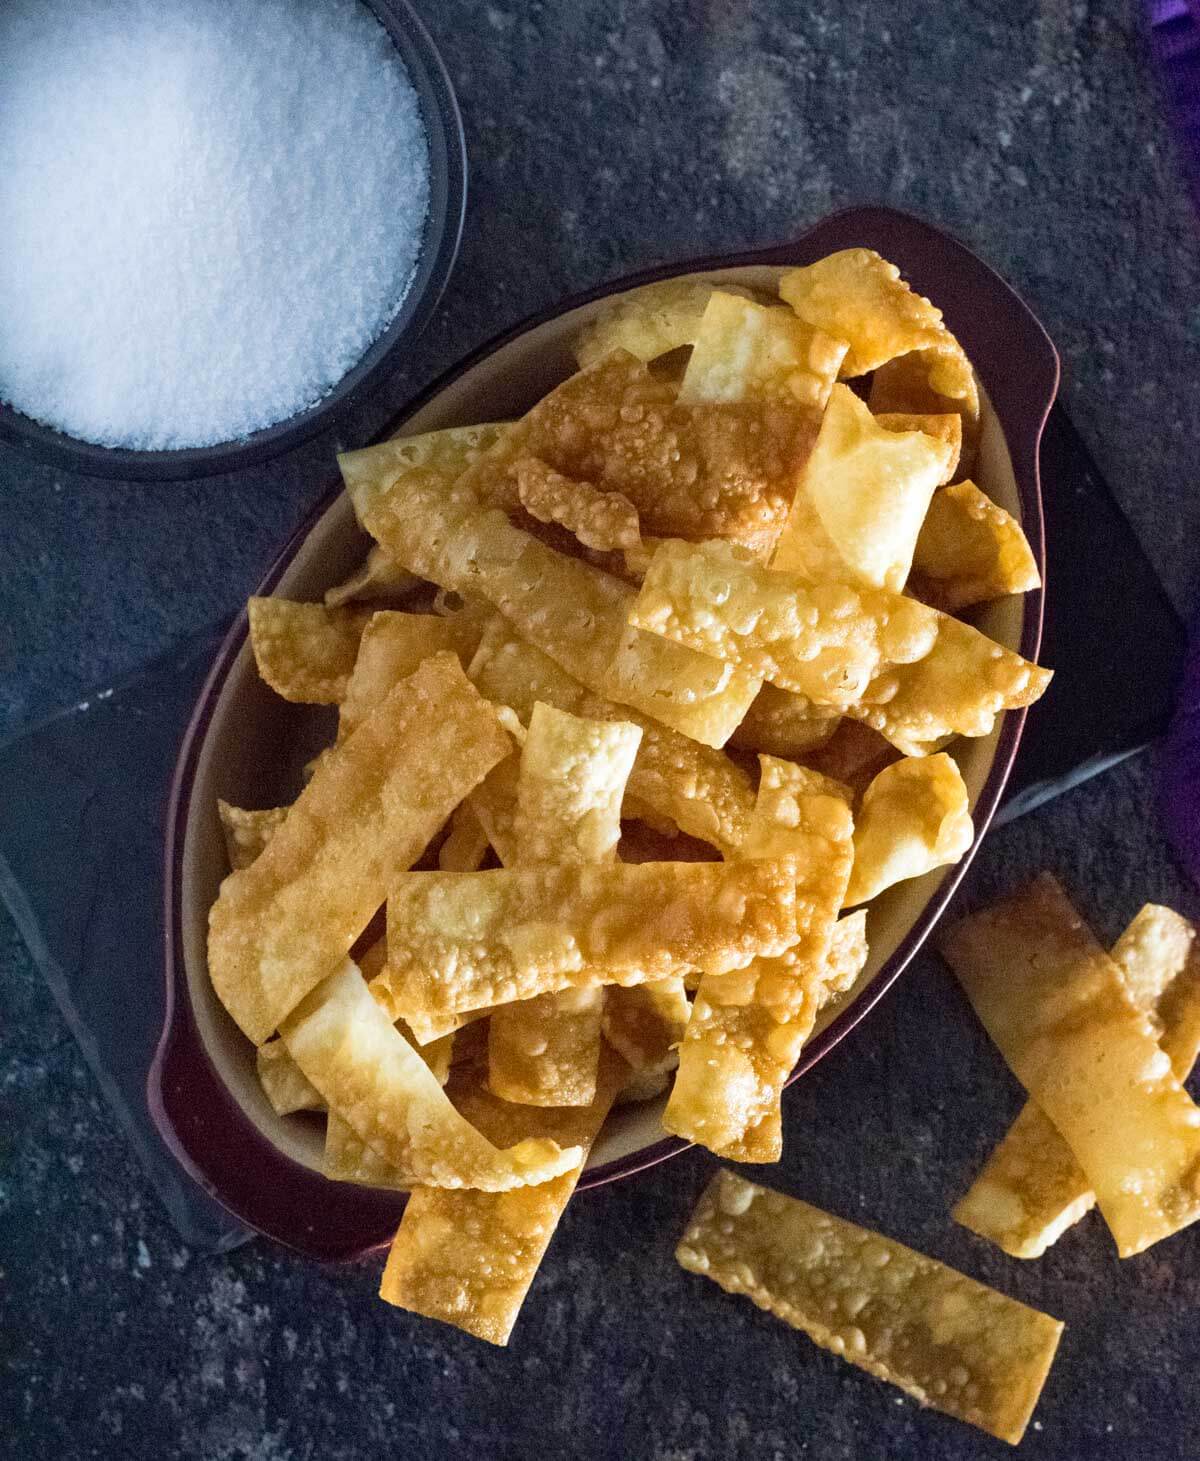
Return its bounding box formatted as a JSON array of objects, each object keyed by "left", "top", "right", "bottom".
[{"left": 0, "top": 0, "right": 465, "bottom": 482}]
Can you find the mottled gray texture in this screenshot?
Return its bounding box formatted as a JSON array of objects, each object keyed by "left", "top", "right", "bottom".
[{"left": 2, "top": 0, "right": 1200, "bottom": 1457}]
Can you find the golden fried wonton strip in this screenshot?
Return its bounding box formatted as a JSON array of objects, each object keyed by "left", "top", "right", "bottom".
[
  {"left": 678, "top": 1170, "right": 1063, "bottom": 1445},
  {"left": 677, "top": 290, "right": 846, "bottom": 410},
  {"left": 869, "top": 344, "right": 981, "bottom": 476},
  {"left": 378, "top": 859, "right": 798, "bottom": 1023},
  {"left": 571, "top": 279, "right": 758, "bottom": 368},
  {"left": 353, "top": 466, "right": 760, "bottom": 748},
  {"left": 488, "top": 706, "right": 641, "bottom": 1107},
  {"left": 953, "top": 903, "right": 1200, "bottom": 1259},
  {"left": 337, "top": 608, "right": 489, "bottom": 741},
  {"left": 910, "top": 481, "right": 1041, "bottom": 613},
  {"left": 247, "top": 598, "right": 370, "bottom": 704},
  {"left": 941, "top": 875, "right": 1200, "bottom": 1258},
  {"left": 218, "top": 801, "right": 289, "bottom": 873},
  {"left": 379, "top": 1049, "right": 627, "bottom": 1344},
  {"left": 207, "top": 652, "right": 512, "bottom": 1044},
  {"left": 323, "top": 1112, "right": 412, "bottom": 1190},
  {"left": 337, "top": 422, "right": 510, "bottom": 517},
  {"left": 603, "top": 979, "right": 690, "bottom": 1078},
  {"left": 729, "top": 684, "right": 840, "bottom": 760},
  {"left": 874, "top": 411, "right": 961, "bottom": 484},
  {"left": 468, "top": 620, "right": 755, "bottom": 855},
  {"left": 515, "top": 457, "right": 641, "bottom": 553},
  {"left": 438, "top": 802, "right": 491, "bottom": 872},
  {"left": 665, "top": 758, "right": 853, "bottom": 1156},
  {"left": 280, "top": 962, "right": 581, "bottom": 1191},
  {"left": 844, "top": 753, "right": 973, "bottom": 907},
  {"left": 324, "top": 544, "right": 423, "bottom": 609},
  {"left": 771, "top": 384, "right": 953, "bottom": 592},
  {"left": 630, "top": 539, "right": 1051, "bottom": 756},
  {"left": 256, "top": 1038, "right": 323, "bottom": 1115}
]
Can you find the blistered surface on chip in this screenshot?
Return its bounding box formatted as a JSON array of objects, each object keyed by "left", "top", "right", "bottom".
[{"left": 247, "top": 597, "right": 370, "bottom": 704}]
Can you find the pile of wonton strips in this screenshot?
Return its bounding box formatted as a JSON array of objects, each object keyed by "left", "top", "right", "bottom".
[{"left": 208, "top": 250, "right": 1051, "bottom": 1343}]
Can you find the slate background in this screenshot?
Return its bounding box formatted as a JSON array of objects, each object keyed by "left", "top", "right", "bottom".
[{"left": 3, "top": 2, "right": 1200, "bottom": 1457}]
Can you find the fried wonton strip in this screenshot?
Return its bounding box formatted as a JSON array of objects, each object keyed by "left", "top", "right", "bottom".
[
  {"left": 438, "top": 802, "right": 491, "bottom": 872},
  {"left": 845, "top": 754, "right": 973, "bottom": 907},
  {"left": 488, "top": 706, "right": 641, "bottom": 1106},
  {"left": 324, "top": 544, "right": 423, "bottom": 608},
  {"left": 779, "top": 250, "right": 947, "bottom": 377},
  {"left": 630, "top": 539, "right": 1051, "bottom": 755},
  {"left": 380, "top": 1050, "right": 626, "bottom": 1344},
  {"left": 207, "top": 652, "right": 512, "bottom": 1044},
  {"left": 256, "top": 1038, "right": 323, "bottom": 1115},
  {"left": 469, "top": 620, "right": 755, "bottom": 854},
  {"left": 771, "top": 384, "right": 954, "bottom": 592},
  {"left": 678, "top": 1170, "right": 1063, "bottom": 1445},
  {"left": 602, "top": 979, "right": 690, "bottom": 1075},
  {"left": 665, "top": 758, "right": 853, "bottom": 1155},
  {"left": 247, "top": 598, "right": 370, "bottom": 705},
  {"left": 677, "top": 290, "right": 846, "bottom": 409},
  {"left": 280, "top": 962, "right": 580, "bottom": 1191},
  {"left": 453, "top": 351, "right": 819, "bottom": 554},
  {"left": 869, "top": 343, "right": 981, "bottom": 476},
  {"left": 802, "top": 719, "right": 897, "bottom": 798},
  {"left": 337, "top": 608, "right": 489, "bottom": 740},
  {"left": 572, "top": 279, "right": 758, "bottom": 368},
  {"left": 875, "top": 411, "right": 961, "bottom": 484},
  {"left": 337, "top": 422, "right": 510, "bottom": 523},
  {"left": 953, "top": 904, "right": 1200, "bottom": 1258},
  {"left": 465, "top": 754, "right": 521, "bottom": 869},
  {"left": 218, "top": 801, "right": 289, "bottom": 873},
  {"left": 355, "top": 469, "right": 760, "bottom": 748},
  {"left": 515, "top": 457, "right": 641, "bottom": 553},
  {"left": 910, "top": 481, "right": 1041, "bottom": 613},
  {"left": 323, "top": 1112, "right": 411, "bottom": 1190},
  {"left": 941, "top": 875, "right": 1200, "bottom": 1257},
  {"left": 729, "top": 685, "right": 840, "bottom": 759},
  {"left": 379, "top": 859, "right": 798, "bottom": 1022}
]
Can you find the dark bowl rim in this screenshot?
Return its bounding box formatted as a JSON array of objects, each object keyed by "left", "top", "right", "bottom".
[
  {"left": 152, "top": 203, "right": 1058, "bottom": 1259},
  {"left": 0, "top": 0, "right": 467, "bottom": 484}
]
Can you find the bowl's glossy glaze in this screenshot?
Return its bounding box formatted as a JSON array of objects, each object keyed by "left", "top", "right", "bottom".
[
  {"left": 0, "top": 0, "right": 466, "bottom": 483},
  {"left": 151, "top": 207, "right": 1057, "bottom": 1259}
]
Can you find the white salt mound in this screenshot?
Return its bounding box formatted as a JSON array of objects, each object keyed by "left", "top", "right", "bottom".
[{"left": 0, "top": 0, "right": 430, "bottom": 451}]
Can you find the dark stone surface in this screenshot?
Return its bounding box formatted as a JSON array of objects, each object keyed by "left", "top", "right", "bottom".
[{"left": 3, "top": 1, "right": 1200, "bottom": 1456}]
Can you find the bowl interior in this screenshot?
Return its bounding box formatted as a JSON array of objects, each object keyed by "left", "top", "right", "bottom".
[
  {"left": 0, "top": 0, "right": 465, "bottom": 482},
  {"left": 178, "top": 264, "right": 1026, "bottom": 1182}
]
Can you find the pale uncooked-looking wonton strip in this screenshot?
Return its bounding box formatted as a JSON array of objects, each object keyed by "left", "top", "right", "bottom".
[
  {"left": 953, "top": 902, "right": 1200, "bottom": 1258},
  {"left": 629, "top": 538, "right": 1050, "bottom": 756},
  {"left": 664, "top": 757, "right": 853, "bottom": 1158},
  {"left": 207, "top": 652, "right": 512, "bottom": 1044},
  {"left": 488, "top": 705, "right": 641, "bottom": 1107},
  {"left": 677, "top": 1170, "right": 1063, "bottom": 1445},
  {"left": 940, "top": 875, "right": 1200, "bottom": 1258},
  {"left": 279, "top": 962, "right": 580, "bottom": 1192}
]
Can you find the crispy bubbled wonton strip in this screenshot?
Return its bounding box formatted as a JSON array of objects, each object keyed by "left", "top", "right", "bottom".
[
  {"left": 779, "top": 249, "right": 947, "bottom": 378},
  {"left": 729, "top": 684, "right": 840, "bottom": 759},
  {"left": 869, "top": 343, "right": 981, "bottom": 476},
  {"left": 629, "top": 539, "right": 1051, "bottom": 756},
  {"left": 954, "top": 904, "right": 1200, "bottom": 1259},
  {"left": 279, "top": 962, "right": 581, "bottom": 1192},
  {"left": 323, "top": 1112, "right": 411, "bottom": 1190},
  {"left": 256, "top": 1038, "right": 323, "bottom": 1115},
  {"left": 875, "top": 411, "right": 961, "bottom": 484},
  {"left": 438, "top": 801, "right": 491, "bottom": 872},
  {"left": 844, "top": 753, "right": 973, "bottom": 907},
  {"left": 910, "top": 480, "right": 1041, "bottom": 613},
  {"left": 247, "top": 597, "right": 370, "bottom": 704},
  {"left": 324, "top": 543, "right": 423, "bottom": 609},
  {"left": 354, "top": 466, "right": 759, "bottom": 748},
  {"left": 207, "top": 652, "right": 512, "bottom": 1044},
  {"left": 677, "top": 290, "right": 846, "bottom": 410},
  {"left": 468, "top": 619, "right": 755, "bottom": 856},
  {"left": 218, "top": 801, "right": 289, "bottom": 873},
  {"left": 379, "top": 1049, "right": 626, "bottom": 1344},
  {"left": 940, "top": 875, "right": 1200, "bottom": 1258},
  {"left": 678, "top": 1170, "right": 1063, "bottom": 1446},
  {"left": 514, "top": 457, "right": 641, "bottom": 553},
  {"left": 488, "top": 705, "right": 641, "bottom": 1106},
  {"left": 379, "top": 859, "right": 798, "bottom": 1023},
  {"left": 602, "top": 978, "right": 690, "bottom": 1077},
  {"left": 771, "top": 384, "right": 953, "bottom": 593},
  {"left": 452, "top": 351, "right": 819, "bottom": 555},
  {"left": 338, "top": 422, "right": 510, "bottom": 525},
  {"left": 337, "top": 607, "right": 489, "bottom": 740},
  {"left": 665, "top": 758, "right": 853, "bottom": 1156},
  {"left": 571, "top": 279, "right": 758, "bottom": 368}
]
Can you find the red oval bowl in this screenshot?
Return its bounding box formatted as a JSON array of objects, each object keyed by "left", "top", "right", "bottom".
[{"left": 150, "top": 206, "right": 1057, "bottom": 1261}]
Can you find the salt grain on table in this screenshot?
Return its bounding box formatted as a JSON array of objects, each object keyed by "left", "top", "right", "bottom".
[{"left": 0, "top": 0, "right": 430, "bottom": 451}]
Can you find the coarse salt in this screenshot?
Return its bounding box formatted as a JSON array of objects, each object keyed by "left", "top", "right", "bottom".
[{"left": 0, "top": 0, "right": 430, "bottom": 451}]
